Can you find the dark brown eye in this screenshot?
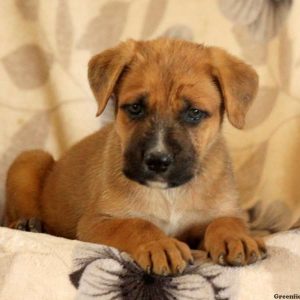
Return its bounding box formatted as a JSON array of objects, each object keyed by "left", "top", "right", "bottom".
[
  {"left": 183, "top": 108, "right": 208, "bottom": 124},
  {"left": 125, "top": 103, "right": 145, "bottom": 118}
]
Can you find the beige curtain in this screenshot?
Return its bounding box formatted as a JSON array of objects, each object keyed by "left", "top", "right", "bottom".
[{"left": 0, "top": 0, "right": 299, "bottom": 230}]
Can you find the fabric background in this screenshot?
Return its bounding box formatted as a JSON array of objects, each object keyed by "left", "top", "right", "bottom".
[{"left": 0, "top": 0, "right": 299, "bottom": 231}]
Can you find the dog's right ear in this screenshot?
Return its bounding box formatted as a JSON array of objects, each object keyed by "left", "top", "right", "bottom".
[{"left": 88, "top": 40, "right": 136, "bottom": 116}]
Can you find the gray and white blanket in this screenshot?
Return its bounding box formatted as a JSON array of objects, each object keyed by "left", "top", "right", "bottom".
[{"left": 0, "top": 227, "right": 299, "bottom": 300}]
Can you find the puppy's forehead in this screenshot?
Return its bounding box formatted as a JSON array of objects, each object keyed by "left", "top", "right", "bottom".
[{"left": 118, "top": 40, "right": 220, "bottom": 111}]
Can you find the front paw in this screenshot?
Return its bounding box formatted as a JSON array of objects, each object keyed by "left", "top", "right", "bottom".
[
  {"left": 132, "top": 238, "right": 193, "bottom": 276},
  {"left": 204, "top": 218, "right": 267, "bottom": 266}
]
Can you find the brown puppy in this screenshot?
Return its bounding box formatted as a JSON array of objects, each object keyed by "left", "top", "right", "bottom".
[{"left": 5, "top": 38, "right": 266, "bottom": 275}]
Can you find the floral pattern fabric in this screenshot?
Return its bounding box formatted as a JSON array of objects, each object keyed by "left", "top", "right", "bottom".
[
  {"left": 1, "top": 0, "right": 299, "bottom": 230},
  {"left": 0, "top": 227, "right": 299, "bottom": 300}
]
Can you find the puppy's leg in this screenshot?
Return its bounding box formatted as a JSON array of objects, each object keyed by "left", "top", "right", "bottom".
[
  {"left": 203, "top": 217, "right": 267, "bottom": 266},
  {"left": 77, "top": 215, "right": 193, "bottom": 275},
  {"left": 5, "top": 150, "right": 54, "bottom": 232}
]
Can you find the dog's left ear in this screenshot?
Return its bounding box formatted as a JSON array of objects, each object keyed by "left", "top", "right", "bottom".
[
  {"left": 209, "top": 47, "right": 258, "bottom": 129},
  {"left": 88, "top": 40, "right": 136, "bottom": 116}
]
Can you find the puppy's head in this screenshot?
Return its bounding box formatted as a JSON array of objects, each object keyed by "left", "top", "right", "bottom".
[{"left": 88, "top": 39, "right": 258, "bottom": 188}]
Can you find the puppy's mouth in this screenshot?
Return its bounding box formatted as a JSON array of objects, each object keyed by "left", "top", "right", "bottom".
[
  {"left": 122, "top": 167, "right": 195, "bottom": 189},
  {"left": 145, "top": 180, "right": 169, "bottom": 189}
]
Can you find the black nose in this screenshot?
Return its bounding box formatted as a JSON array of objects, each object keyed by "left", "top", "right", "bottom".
[{"left": 144, "top": 151, "right": 174, "bottom": 173}]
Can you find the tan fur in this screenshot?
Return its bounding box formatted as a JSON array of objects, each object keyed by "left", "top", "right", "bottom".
[{"left": 5, "top": 39, "right": 265, "bottom": 275}]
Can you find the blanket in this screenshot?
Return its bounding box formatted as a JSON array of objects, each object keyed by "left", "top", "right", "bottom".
[
  {"left": 1, "top": 0, "right": 300, "bottom": 231},
  {"left": 0, "top": 227, "right": 299, "bottom": 300},
  {"left": 1, "top": 1, "right": 300, "bottom": 299}
]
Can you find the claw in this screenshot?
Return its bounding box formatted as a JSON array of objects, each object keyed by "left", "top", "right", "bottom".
[
  {"left": 161, "top": 267, "right": 168, "bottom": 276},
  {"left": 231, "top": 252, "right": 243, "bottom": 266},
  {"left": 218, "top": 253, "right": 226, "bottom": 265},
  {"left": 146, "top": 265, "right": 151, "bottom": 274},
  {"left": 15, "top": 218, "right": 28, "bottom": 231},
  {"left": 260, "top": 249, "right": 268, "bottom": 260},
  {"left": 176, "top": 265, "right": 184, "bottom": 274},
  {"left": 28, "top": 218, "right": 42, "bottom": 233},
  {"left": 248, "top": 251, "right": 258, "bottom": 264}
]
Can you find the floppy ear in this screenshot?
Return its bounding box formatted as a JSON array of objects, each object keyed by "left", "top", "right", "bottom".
[
  {"left": 88, "top": 40, "right": 136, "bottom": 116},
  {"left": 209, "top": 47, "right": 259, "bottom": 129}
]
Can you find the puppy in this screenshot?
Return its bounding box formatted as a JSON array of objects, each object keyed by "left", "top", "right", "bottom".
[{"left": 5, "top": 38, "right": 266, "bottom": 275}]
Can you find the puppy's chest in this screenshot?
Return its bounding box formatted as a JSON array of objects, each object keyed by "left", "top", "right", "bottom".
[
  {"left": 130, "top": 190, "right": 213, "bottom": 237},
  {"left": 159, "top": 207, "right": 203, "bottom": 236}
]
